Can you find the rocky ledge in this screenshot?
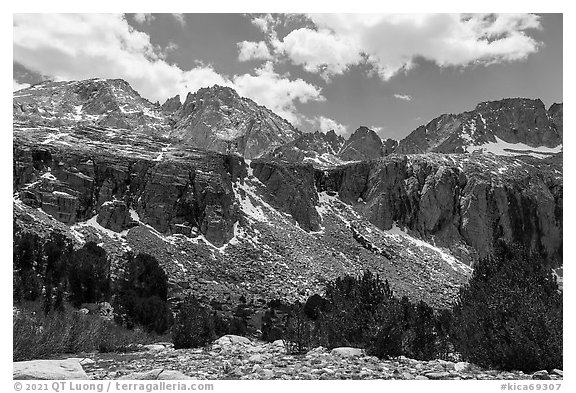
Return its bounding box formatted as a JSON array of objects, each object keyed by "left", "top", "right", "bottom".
[{"left": 15, "top": 335, "right": 563, "bottom": 381}]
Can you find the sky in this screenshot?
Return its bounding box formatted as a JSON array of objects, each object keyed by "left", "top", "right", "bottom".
[{"left": 12, "top": 13, "right": 562, "bottom": 141}]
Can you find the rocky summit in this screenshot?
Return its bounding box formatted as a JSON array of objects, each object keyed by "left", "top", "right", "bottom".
[
  {"left": 395, "top": 98, "right": 563, "bottom": 157},
  {"left": 168, "top": 85, "right": 301, "bottom": 159}
]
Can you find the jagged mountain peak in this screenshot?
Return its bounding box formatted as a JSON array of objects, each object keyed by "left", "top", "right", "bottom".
[
  {"left": 474, "top": 97, "right": 545, "bottom": 110},
  {"left": 161, "top": 94, "right": 181, "bottom": 113},
  {"left": 395, "top": 97, "right": 563, "bottom": 158},
  {"left": 339, "top": 126, "right": 383, "bottom": 161},
  {"left": 170, "top": 85, "right": 300, "bottom": 159},
  {"left": 13, "top": 77, "right": 168, "bottom": 132}
]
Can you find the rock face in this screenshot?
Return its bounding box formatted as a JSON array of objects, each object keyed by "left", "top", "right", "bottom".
[
  {"left": 316, "top": 153, "right": 562, "bottom": 265},
  {"left": 161, "top": 94, "right": 182, "bottom": 114},
  {"left": 170, "top": 85, "right": 301, "bottom": 159},
  {"left": 13, "top": 122, "right": 562, "bottom": 309},
  {"left": 382, "top": 138, "right": 399, "bottom": 155},
  {"left": 395, "top": 98, "right": 563, "bottom": 156},
  {"left": 97, "top": 200, "right": 137, "bottom": 232},
  {"left": 339, "top": 126, "right": 383, "bottom": 161},
  {"left": 548, "top": 103, "right": 563, "bottom": 138},
  {"left": 14, "top": 358, "right": 88, "bottom": 380},
  {"left": 251, "top": 161, "right": 322, "bottom": 232},
  {"left": 265, "top": 130, "right": 345, "bottom": 166},
  {"left": 13, "top": 135, "right": 244, "bottom": 246}
]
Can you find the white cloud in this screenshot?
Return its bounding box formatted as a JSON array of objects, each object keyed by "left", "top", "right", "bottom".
[
  {"left": 13, "top": 80, "right": 30, "bottom": 91},
  {"left": 237, "top": 41, "right": 272, "bottom": 62},
  {"left": 312, "top": 115, "right": 348, "bottom": 135},
  {"left": 394, "top": 94, "right": 412, "bottom": 101},
  {"left": 13, "top": 14, "right": 216, "bottom": 102},
  {"left": 251, "top": 13, "right": 276, "bottom": 35},
  {"left": 233, "top": 62, "right": 323, "bottom": 124},
  {"left": 133, "top": 13, "right": 155, "bottom": 25},
  {"left": 269, "top": 13, "right": 541, "bottom": 80},
  {"left": 171, "top": 13, "right": 186, "bottom": 26},
  {"left": 279, "top": 28, "right": 362, "bottom": 79},
  {"left": 13, "top": 14, "right": 323, "bottom": 125}
]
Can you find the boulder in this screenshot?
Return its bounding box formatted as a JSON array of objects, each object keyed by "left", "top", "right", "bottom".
[
  {"left": 14, "top": 359, "right": 88, "bottom": 380},
  {"left": 271, "top": 340, "right": 285, "bottom": 348},
  {"left": 96, "top": 200, "right": 135, "bottom": 232},
  {"left": 248, "top": 354, "right": 264, "bottom": 363},
  {"left": 330, "top": 347, "right": 365, "bottom": 358},
  {"left": 532, "top": 370, "right": 551, "bottom": 380},
  {"left": 143, "top": 344, "right": 166, "bottom": 352},
  {"left": 424, "top": 371, "right": 452, "bottom": 380},
  {"left": 215, "top": 335, "right": 251, "bottom": 347},
  {"left": 551, "top": 369, "right": 563, "bottom": 377},
  {"left": 454, "top": 362, "right": 471, "bottom": 372}
]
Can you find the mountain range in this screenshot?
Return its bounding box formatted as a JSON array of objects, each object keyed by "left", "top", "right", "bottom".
[{"left": 12, "top": 78, "right": 563, "bottom": 310}]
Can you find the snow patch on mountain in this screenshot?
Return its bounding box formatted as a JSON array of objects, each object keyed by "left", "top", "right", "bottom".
[
  {"left": 385, "top": 223, "right": 472, "bottom": 275},
  {"left": 466, "top": 136, "right": 562, "bottom": 158}
]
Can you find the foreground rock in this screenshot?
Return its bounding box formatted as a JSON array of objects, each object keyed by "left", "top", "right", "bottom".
[
  {"left": 14, "top": 359, "right": 88, "bottom": 380},
  {"left": 119, "top": 369, "right": 194, "bottom": 380},
  {"left": 79, "top": 337, "right": 562, "bottom": 381},
  {"left": 331, "top": 347, "right": 365, "bottom": 358}
]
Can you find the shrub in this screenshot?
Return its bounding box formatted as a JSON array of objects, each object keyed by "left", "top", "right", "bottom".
[
  {"left": 279, "top": 271, "right": 449, "bottom": 360},
  {"left": 13, "top": 302, "right": 158, "bottom": 361},
  {"left": 452, "top": 242, "right": 563, "bottom": 372},
  {"left": 322, "top": 271, "right": 396, "bottom": 348},
  {"left": 172, "top": 296, "right": 215, "bottom": 349},
  {"left": 365, "top": 300, "right": 404, "bottom": 359},
  {"left": 282, "top": 303, "right": 313, "bottom": 354}
]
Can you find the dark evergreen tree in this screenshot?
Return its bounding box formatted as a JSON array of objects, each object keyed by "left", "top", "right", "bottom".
[
  {"left": 452, "top": 241, "right": 563, "bottom": 372},
  {"left": 13, "top": 231, "right": 43, "bottom": 301},
  {"left": 67, "top": 242, "right": 110, "bottom": 307},
  {"left": 115, "top": 253, "right": 172, "bottom": 334}
]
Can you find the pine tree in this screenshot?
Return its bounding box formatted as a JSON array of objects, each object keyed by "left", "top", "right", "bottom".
[{"left": 452, "top": 241, "right": 562, "bottom": 372}]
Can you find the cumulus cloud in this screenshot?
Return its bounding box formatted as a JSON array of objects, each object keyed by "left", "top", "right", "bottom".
[
  {"left": 269, "top": 13, "right": 542, "bottom": 80},
  {"left": 13, "top": 80, "right": 30, "bottom": 91},
  {"left": 133, "top": 13, "right": 155, "bottom": 25},
  {"left": 233, "top": 62, "right": 323, "bottom": 124},
  {"left": 312, "top": 115, "right": 348, "bottom": 135},
  {"left": 13, "top": 14, "right": 324, "bottom": 124},
  {"left": 280, "top": 28, "right": 362, "bottom": 79},
  {"left": 237, "top": 41, "right": 272, "bottom": 62},
  {"left": 394, "top": 94, "right": 412, "bottom": 101},
  {"left": 251, "top": 13, "right": 277, "bottom": 35}
]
